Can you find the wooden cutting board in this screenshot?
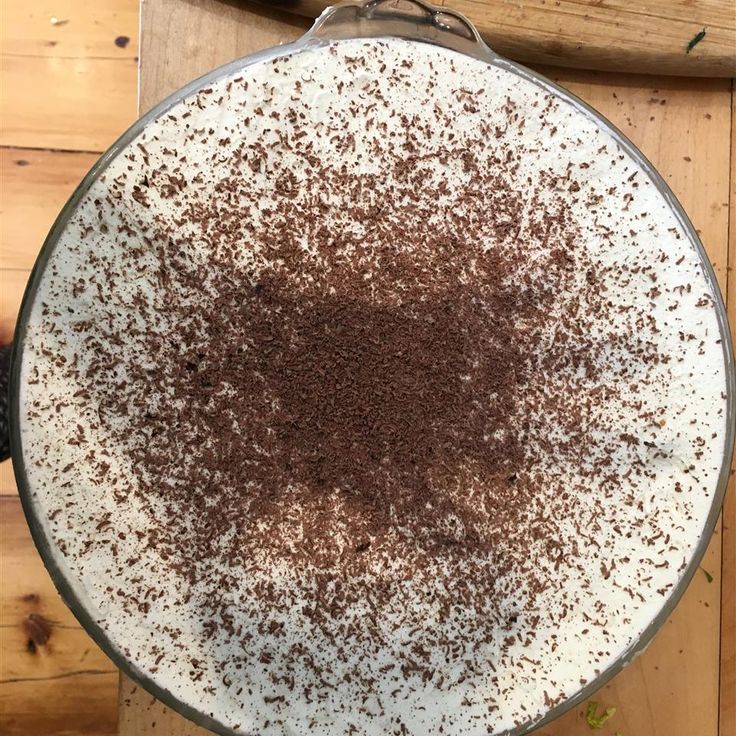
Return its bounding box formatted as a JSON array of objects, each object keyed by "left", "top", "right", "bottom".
[
  {"left": 118, "top": 0, "right": 735, "bottom": 734},
  {"left": 257, "top": 0, "right": 736, "bottom": 77}
]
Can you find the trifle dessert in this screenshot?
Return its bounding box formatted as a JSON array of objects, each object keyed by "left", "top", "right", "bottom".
[{"left": 16, "top": 36, "right": 729, "bottom": 735}]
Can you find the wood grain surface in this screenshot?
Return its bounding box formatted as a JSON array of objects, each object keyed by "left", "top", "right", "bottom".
[
  {"left": 0, "top": 269, "right": 30, "bottom": 347},
  {"left": 1, "top": 0, "right": 138, "bottom": 58},
  {"left": 0, "top": 498, "right": 119, "bottom": 736},
  {"left": 123, "top": 3, "right": 735, "bottom": 733},
  {"left": 259, "top": 0, "right": 736, "bottom": 77},
  {"left": 0, "top": 2, "right": 135, "bottom": 733},
  {"left": 0, "top": 0, "right": 138, "bottom": 152},
  {"left": 0, "top": 459, "right": 17, "bottom": 496},
  {"left": 0, "top": 55, "right": 138, "bottom": 152},
  {"left": 0, "top": 148, "right": 100, "bottom": 271},
  {"left": 721, "top": 97, "right": 736, "bottom": 736}
]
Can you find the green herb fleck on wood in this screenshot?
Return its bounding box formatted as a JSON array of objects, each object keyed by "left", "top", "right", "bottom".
[
  {"left": 686, "top": 28, "right": 706, "bottom": 54},
  {"left": 586, "top": 701, "right": 617, "bottom": 729},
  {"left": 700, "top": 566, "right": 714, "bottom": 583}
]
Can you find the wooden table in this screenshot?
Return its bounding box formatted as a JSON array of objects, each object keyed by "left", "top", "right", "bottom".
[{"left": 115, "top": 1, "right": 736, "bottom": 733}]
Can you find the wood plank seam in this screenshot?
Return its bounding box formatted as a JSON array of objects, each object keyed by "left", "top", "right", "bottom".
[
  {"left": 719, "top": 79, "right": 736, "bottom": 736},
  {"left": 2, "top": 52, "right": 139, "bottom": 61},
  {"left": 2, "top": 670, "right": 117, "bottom": 685},
  {"left": 0, "top": 145, "right": 103, "bottom": 158}
]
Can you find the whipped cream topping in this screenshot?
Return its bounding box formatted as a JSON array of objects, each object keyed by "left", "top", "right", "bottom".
[{"left": 17, "top": 38, "right": 728, "bottom": 735}]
